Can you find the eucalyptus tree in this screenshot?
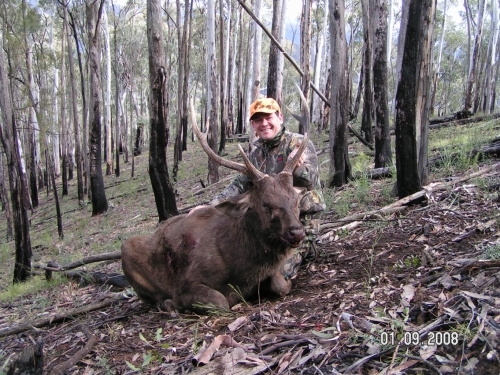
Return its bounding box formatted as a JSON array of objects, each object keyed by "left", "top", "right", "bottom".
[
  {"left": 174, "top": 0, "right": 193, "bottom": 177},
  {"left": 312, "top": 1, "right": 328, "bottom": 126},
  {"left": 218, "top": 0, "right": 229, "bottom": 154},
  {"left": 147, "top": 0, "right": 178, "bottom": 221},
  {"left": 0, "top": 29, "right": 33, "bottom": 282},
  {"left": 206, "top": 0, "right": 219, "bottom": 183},
  {"left": 299, "top": 0, "right": 312, "bottom": 134},
  {"left": 68, "top": 3, "right": 90, "bottom": 196},
  {"left": 102, "top": 6, "right": 113, "bottom": 175},
  {"left": 394, "top": 0, "right": 435, "bottom": 198},
  {"left": 464, "top": 0, "right": 485, "bottom": 112},
  {"left": 360, "top": 0, "right": 374, "bottom": 144},
  {"left": 328, "top": 0, "right": 351, "bottom": 187},
  {"left": 373, "top": 0, "right": 391, "bottom": 168},
  {"left": 276, "top": 0, "right": 287, "bottom": 108},
  {"left": 87, "top": 0, "right": 108, "bottom": 216},
  {"left": 478, "top": 0, "right": 499, "bottom": 113},
  {"left": 0, "top": 147, "right": 13, "bottom": 241},
  {"left": 60, "top": 2, "right": 69, "bottom": 196},
  {"left": 266, "top": 0, "right": 283, "bottom": 104},
  {"left": 65, "top": 2, "right": 84, "bottom": 201}
]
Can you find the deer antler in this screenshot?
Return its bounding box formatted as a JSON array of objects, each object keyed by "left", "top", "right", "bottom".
[
  {"left": 282, "top": 86, "right": 310, "bottom": 174},
  {"left": 190, "top": 99, "right": 266, "bottom": 181}
]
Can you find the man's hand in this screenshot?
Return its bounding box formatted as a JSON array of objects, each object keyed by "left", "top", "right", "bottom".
[{"left": 288, "top": 141, "right": 306, "bottom": 169}]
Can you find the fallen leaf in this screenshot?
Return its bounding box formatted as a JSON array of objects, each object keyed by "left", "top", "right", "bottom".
[
  {"left": 227, "top": 316, "right": 249, "bottom": 332},
  {"left": 419, "top": 345, "right": 437, "bottom": 360}
]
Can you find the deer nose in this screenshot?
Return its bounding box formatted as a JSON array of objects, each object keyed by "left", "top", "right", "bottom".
[{"left": 288, "top": 227, "right": 305, "bottom": 242}]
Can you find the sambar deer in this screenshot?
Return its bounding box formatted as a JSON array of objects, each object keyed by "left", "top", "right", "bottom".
[{"left": 121, "top": 101, "right": 309, "bottom": 313}]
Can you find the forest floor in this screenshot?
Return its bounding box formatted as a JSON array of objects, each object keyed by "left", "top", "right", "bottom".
[{"left": 0, "top": 117, "right": 500, "bottom": 374}]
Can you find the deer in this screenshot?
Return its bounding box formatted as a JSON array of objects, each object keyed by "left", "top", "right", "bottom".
[{"left": 121, "top": 100, "right": 309, "bottom": 313}]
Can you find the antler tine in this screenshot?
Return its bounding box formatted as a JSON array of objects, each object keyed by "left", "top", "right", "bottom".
[
  {"left": 189, "top": 98, "right": 248, "bottom": 175},
  {"left": 283, "top": 85, "right": 310, "bottom": 174},
  {"left": 237, "top": 144, "right": 266, "bottom": 182}
]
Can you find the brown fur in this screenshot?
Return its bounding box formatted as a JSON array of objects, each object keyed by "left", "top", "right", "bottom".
[{"left": 121, "top": 172, "right": 305, "bottom": 313}]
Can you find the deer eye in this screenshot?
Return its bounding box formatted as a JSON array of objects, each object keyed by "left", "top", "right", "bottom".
[{"left": 263, "top": 204, "right": 272, "bottom": 212}]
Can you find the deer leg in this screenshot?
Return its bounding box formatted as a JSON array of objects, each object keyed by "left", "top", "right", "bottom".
[{"left": 176, "top": 284, "right": 230, "bottom": 312}]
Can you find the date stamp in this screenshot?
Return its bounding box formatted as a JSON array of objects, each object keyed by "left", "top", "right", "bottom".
[{"left": 380, "top": 331, "right": 460, "bottom": 346}]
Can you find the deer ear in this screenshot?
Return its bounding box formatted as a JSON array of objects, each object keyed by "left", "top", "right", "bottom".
[{"left": 214, "top": 194, "right": 251, "bottom": 218}]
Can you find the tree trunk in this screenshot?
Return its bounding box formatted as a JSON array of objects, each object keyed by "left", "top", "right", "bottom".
[
  {"left": 0, "top": 146, "right": 13, "bottom": 241},
  {"left": 328, "top": 0, "right": 351, "bottom": 187},
  {"left": 227, "top": 0, "right": 238, "bottom": 136},
  {"left": 0, "top": 29, "right": 33, "bottom": 282},
  {"left": 47, "top": 150, "right": 63, "bottom": 239},
  {"left": 65, "top": 6, "right": 84, "bottom": 202},
  {"left": 312, "top": 1, "right": 328, "bottom": 126},
  {"left": 266, "top": 0, "right": 282, "bottom": 103},
  {"left": 147, "top": 0, "right": 178, "bottom": 222},
  {"left": 218, "top": 0, "right": 228, "bottom": 155},
  {"left": 276, "top": 0, "right": 287, "bottom": 107},
  {"left": 113, "top": 10, "right": 121, "bottom": 178},
  {"left": 21, "top": 6, "right": 40, "bottom": 209},
  {"left": 249, "top": 0, "right": 262, "bottom": 149},
  {"left": 60, "top": 6, "right": 69, "bottom": 197},
  {"left": 299, "top": 0, "right": 312, "bottom": 134},
  {"left": 48, "top": 15, "right": 61, "bottom": 178},
  {"left": 360, "top": 0, "right": 374, "bottom": 144},
  {"left": 373, "top": 0, "right": 392, "bottom": 168},
  {"left": 430, "top": 0, "right": 447, "bottom": 115},
  {"left": 102, "top": 8, "right": 113, "bottom": 176},
  {"left": 68, "top": 9, "right": 89, "bottom": 197},
  {"left": 394, "top": 0, "right": 435, "bottom": 199},
  {"left": 207, "top": 0, "right": 220, "bottom": 183},
  {"left": 464, "top": 0, "right": 485, "bottom": 112},
  {"left": 87, "top": 0, "right": 108, "bottom": 216},
  {"left": 482, "top": 0, "right": 499, "bottom": 114}
]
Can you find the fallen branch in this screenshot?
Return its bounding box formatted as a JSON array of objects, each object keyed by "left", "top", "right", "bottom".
[
  {"left": 0, "top": 293, "right": 125, "bottom": 338},
  {"left": 260, "top": 338, "right": 310, "bottom": 356},
  {"left": 320, "top": 207, "right": 406, "bottom": 231},
  {"left": 49, "top": 325, "right": 97, "bottom": 375},
  {"left": 62, "top": 270, "right": 129, "bottom": 288},
  {"left": 319, "top": 162, "right": 500, "bottom": 243},
  {"left": 34, "top": 251, "right": 122, "bottom": 273}
]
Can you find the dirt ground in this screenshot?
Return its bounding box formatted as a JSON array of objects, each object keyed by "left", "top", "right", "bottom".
[{"left": 1, "top": 157, "right": 500, "bottom": 374}]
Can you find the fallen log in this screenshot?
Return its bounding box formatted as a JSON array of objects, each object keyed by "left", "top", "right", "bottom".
[
  {"left": 429, "top": 137, "right": 500, "bottom": 168},
  {"left": 49, "top": 325, "right": 97, "bottom": 375},
  {"left": 429, "top": 112, "right": 500, "bottom": 129},
  {"left": 0, "top": 293, "right": 125, "bottom": 338}
]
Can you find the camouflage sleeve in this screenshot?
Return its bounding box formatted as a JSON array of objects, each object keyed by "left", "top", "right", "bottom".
[
  {"left": 292, "top": 139, "right": 320, "bottom": 191},
  {"left": 209, "top": 173, "right": 252, "bottom": 205}
]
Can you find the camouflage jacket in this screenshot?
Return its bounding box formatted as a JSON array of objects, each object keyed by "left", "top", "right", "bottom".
[{"left": 211, "top": 128, "right": 326, "bottom": 215}]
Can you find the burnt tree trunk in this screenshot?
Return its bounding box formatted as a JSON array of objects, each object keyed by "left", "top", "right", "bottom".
[
  {"left": 87, "top": 0, "right": 108, "bottom": 216},
  {"left": 147, "top": 0, "right": 178, "bottom": 222},
  {"left": 47, "top": 150, "right": 64, "bottom": 240},
  {"left": 328, "top": 0, "right": 351, "bottom": 187},
  {"left": 373, "top": 0, "right": 392, "bottom": 168},
  {"left": 394, "top": 0, "right": 435, "bottom": 198}
]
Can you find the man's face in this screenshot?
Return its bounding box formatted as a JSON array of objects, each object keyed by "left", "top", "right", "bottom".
[{"left": 251, "top": 112, "right": 283, "bottom": 141}]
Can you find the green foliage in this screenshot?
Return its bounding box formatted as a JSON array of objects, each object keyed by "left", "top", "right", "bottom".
[
  {"left": 478, "top": 243, "right": 500, "bottom": 260},
  {"left": 126, "top": 328, "right": 170, "bottom": 372}
]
